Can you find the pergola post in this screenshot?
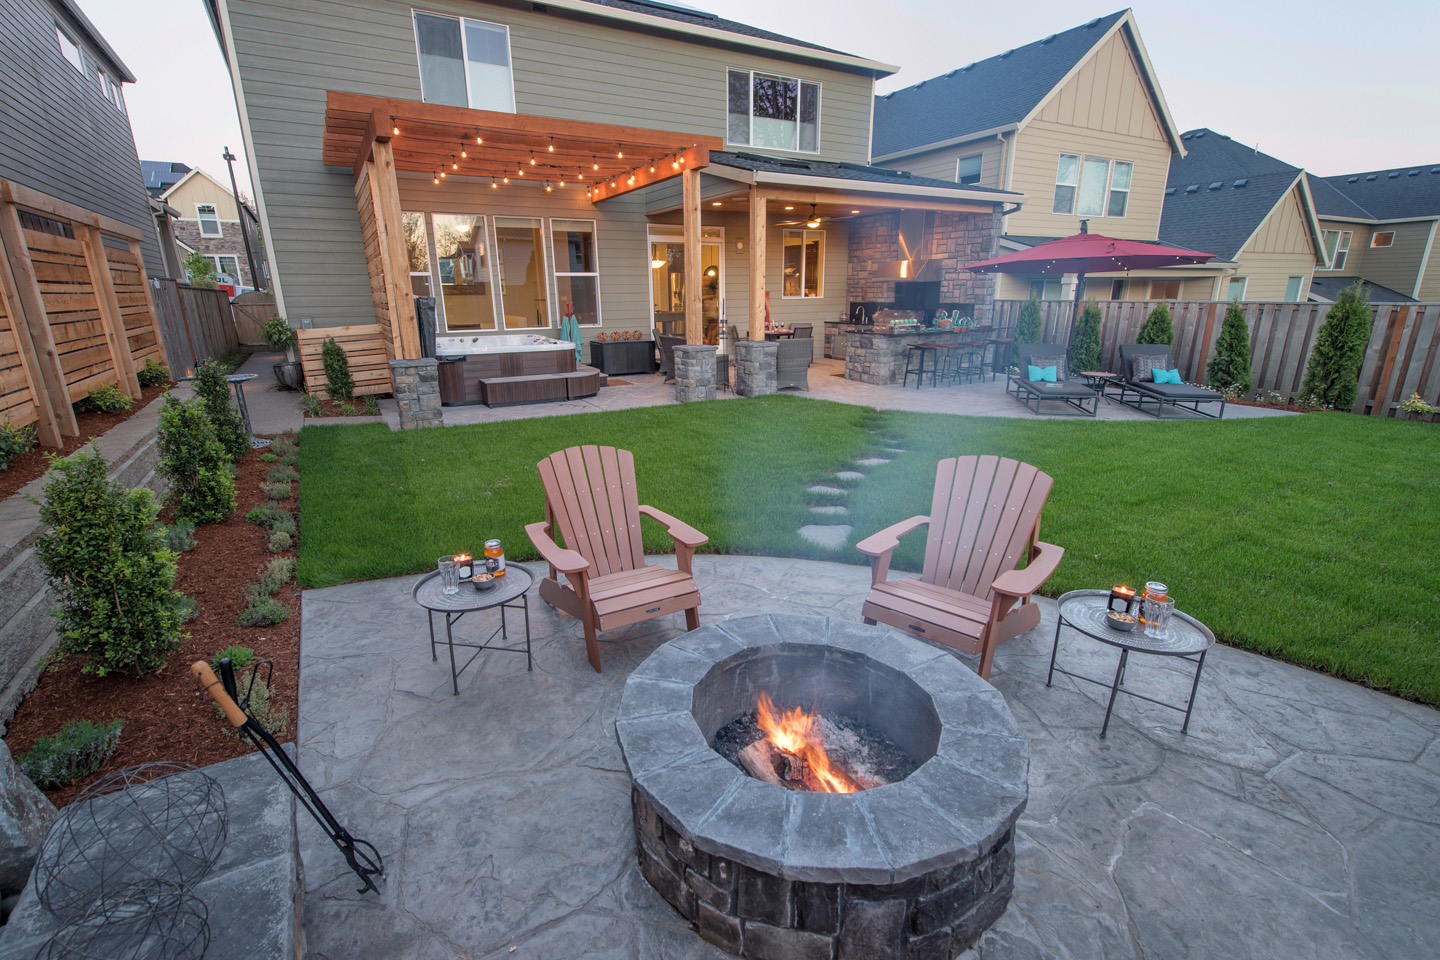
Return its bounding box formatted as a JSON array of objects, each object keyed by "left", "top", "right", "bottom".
[
  {"left": 682, "top": 168, "right": 702, "bottom": 345},
  {"left": 369, "top": 138, "right": 422, "bottom": 361},
  {"left": 748, "top": 184, "right": 766, "bottom": 340}
]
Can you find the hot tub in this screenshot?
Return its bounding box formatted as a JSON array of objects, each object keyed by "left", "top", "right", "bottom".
[
  {"left": 435, "top": 334, "right": 576, "bottom": 357},
  {"left": 435, "top": 333, "right": 587, "bottom": 406}
]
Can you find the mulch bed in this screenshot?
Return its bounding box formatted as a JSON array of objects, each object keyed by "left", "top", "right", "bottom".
[
  {"left": 0, "top": 383, "right": 174, "bottom": 502},
  {"left": 2, "top": 441, "right": 301, "bottom": 807},
  {"left": 1228, "top": 399, "right": 1315, "bottom": 413},
  {"left": 306, "top": 395, "right": 380, "bottom": 417}
]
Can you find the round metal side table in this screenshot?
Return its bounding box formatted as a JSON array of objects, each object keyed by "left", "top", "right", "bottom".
[{"left": 413, "top": 564, "right": 533, "bottom": 696}]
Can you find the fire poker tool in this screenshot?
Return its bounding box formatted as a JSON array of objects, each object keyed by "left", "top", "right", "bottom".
[{"left": 191, "top": 658, "right": 384, "bottom": 894}]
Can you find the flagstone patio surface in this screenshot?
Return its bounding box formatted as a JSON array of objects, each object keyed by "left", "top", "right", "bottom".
[{"left": 297, "top": 556, "right": 1438, "bottom": 960}]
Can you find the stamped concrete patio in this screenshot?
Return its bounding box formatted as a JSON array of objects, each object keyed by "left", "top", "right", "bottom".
[{"left": 297, "top": 556, "right": 1439, "bottom": 959}]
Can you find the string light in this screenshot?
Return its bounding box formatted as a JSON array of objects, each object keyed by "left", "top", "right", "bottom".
[
  {"left": 592, "top": 159, "right": 599, "bottom": 171},
  {"left": 502, "top": 176, "right": 509, "bottom": 184},
  {"left": 577, "top": 168, "right": 584, "bottom": 180},
  {"left": 433, "top": 176, "right": 439, "bottom": 185},
  {"left": 548, "top": 138, "right": 555, "bottom": 152},
  {"left": 491, "top": 177, "right": 498, "bottom": 189},
  {"left": 452, "top": 161, "right": 458, "bottom": 170},
  {"left": 545, "top": 182, "right": 553, "bottom": 192},
  {"left": 439, "top": 170, "right": 446, "bottom": 178},
  {"left": 628, "top": 175, "right": 635, "bottom": 185},
  {"left": 461, "top": 149, "right": 467, "bottom": 158},
  {"left": 392, "top": 126, "right": 400, "bottom": 136},
  {"left": 476, "top": 135, "right": 483, "bottom": 145},
  {"left": 518, "top": 167, "right": 524, "bottom": 176},
  {"left": 559, "top": 179, "right": 565, "bottom": 187},
  {"left": 529, "top": 153, "right": 536, "bottom": 166},
  {"left": 650, "top": 164, "right": 656, "bottom": 173},
  {"left": 672, "top": 158, "right": 680, "bottom": 170},
  {"left": 616, "top": 143, "right": 624, "bottom": 159}
]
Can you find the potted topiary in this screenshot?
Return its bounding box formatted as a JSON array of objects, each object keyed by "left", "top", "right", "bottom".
[{"left": 264, "top": 316, "right": 302, "bottom": 390}]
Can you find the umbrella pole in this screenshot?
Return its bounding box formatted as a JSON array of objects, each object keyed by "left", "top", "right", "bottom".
[{"left": 1065, "top": 271, "right": 1087, "bottom": 352}]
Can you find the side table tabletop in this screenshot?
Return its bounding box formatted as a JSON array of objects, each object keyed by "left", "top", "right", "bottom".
[
  {"left": 1076, "top": 371, "right": 1121, "bottom": 401},
  {"left": 1047, "top": 589, "right": 1215, "bottom": 738},
  {"left": 413, "top": 564, "right": 534, "bottom": 696}
]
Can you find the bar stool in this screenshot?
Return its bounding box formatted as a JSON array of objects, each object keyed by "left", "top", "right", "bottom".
[
  {"left": 986, "top": 337, "right": 1016, "bottom": 380},
  {"left": 903, "top": 343, "right": 942, "bottom": 388}
]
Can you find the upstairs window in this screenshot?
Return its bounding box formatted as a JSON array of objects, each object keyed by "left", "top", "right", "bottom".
[
  {"left": 727, "top": 69, "right": 820, "bottom": 153},
  {"left": 1053, "top": 155, "right": 1133, "bottom": 218},
  {"left": 1322, "top": 230, "right": 1352, "bottom": 270},
  {"left": 957, "top": 154, "right": 982, "bottom": 185},
  {"left": 414, "top": 12, "right": 515, "bottom": 113},
  {"left": 1284, "top": 276, "right": 1304, "bottom": 301},
  {"left": 1371, "top": 231, "right": 1395, "bottom": 248},
  {"left": 197, "top": 204, "right": 221, "bottom": 238},
  {"left": 55, "top": 26, "right": 84, "bottom": 73},
  {"left": 1228, "top": 277, "right": 1248, "bottom": 302}
]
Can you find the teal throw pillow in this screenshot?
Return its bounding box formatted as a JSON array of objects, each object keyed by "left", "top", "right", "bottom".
[
  {"left": 1036, "top": 365, "right": 1058, "bottom": 383},
  {"left": 1152, "top": 368, "right": 1183, "bottom": 385},
  {"left": 1027, "top": 364, "right": 1044, "bottom": 381}
]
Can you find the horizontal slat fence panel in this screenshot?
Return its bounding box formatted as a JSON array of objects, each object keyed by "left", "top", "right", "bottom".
[
  {"left": 0, "top": 278, "right": 39, "bottom": 426},
  {"left": 23, "top": 226, "right": 116, "bottom": 402},
  {"left": 298, "top": 325, "right": 391, "bottom": 397},
  {"left": 106, "top": 246, "right": 163, "bottom": 367},
  {"left": 992, "top": 298, "right": 1440, "bottom": 417}
]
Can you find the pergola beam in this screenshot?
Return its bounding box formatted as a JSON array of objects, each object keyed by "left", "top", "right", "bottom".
[{"left": 589, "top": 146, "right": 711, "bottom": 202}]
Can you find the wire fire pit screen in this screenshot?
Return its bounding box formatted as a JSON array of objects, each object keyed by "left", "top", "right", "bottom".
[{"left": 32, "top": 762, "right": 227, "bottom": 960}]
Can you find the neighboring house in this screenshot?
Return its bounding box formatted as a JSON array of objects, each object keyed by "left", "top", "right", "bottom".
[
  {"left": 0, "top": 0, "right": 163, "bottom": 276},
  {"left": 141, "top": 160, "right": 268, "bottom": 289},
  {"left": 1158, "top": 129, "right": 1325, "bottom": 302},
  {"left": 872, "top": 9, "right": 1234, "bottom": 301},
  {"left": 1306, "top": 166, "right": 1440, "bottom": 302},
  {"left": 204, "top": 0, "right": 1019, "bottom": 356}
]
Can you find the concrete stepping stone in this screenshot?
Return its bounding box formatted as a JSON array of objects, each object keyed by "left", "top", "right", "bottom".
[
  {"left": 806, "top": 484, "right": 846, "bottom": 496},
  {"left": 810, "top": 505, "right": 848, "bottom": 516},
  {"left": 833, "top": 471, "right": 865, "bottom": 481},
  {"left": 798, "top": 525, "right": 852, "bottom": 548},
  {"left": 854, "top": 457, "right": 891, "bottom": 466}
]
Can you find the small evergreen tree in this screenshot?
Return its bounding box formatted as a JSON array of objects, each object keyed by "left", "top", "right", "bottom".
[
  {"left": 1068, "top": 300, "right": 1102, "bottom": 375},
  {"left": 1298, "top": 281, "right": 1373, "bottom": 411},
  {"left": 183, "top": 251, "right": 217, "bottom": 289},
  {"left": 321, "top": 338, "right": 354, "bottom": 401},
  {"left": 1136, "top": 302, "right": 1174, "bottom": 345},
  {"left": 1015, "top": 295, "right": 1042, "bottom": 344},
  {"left": 194, "top": 358, "right": 250, "bottom": 463},
  {"left": 34, "top": 449, "right": 185, "bottom": 677},
  {"left": 1205, "top": 301, "right": 1254, "bottom": 395},
  {"left": 157, "top": 395, "right": 236, "bottom": 524}
]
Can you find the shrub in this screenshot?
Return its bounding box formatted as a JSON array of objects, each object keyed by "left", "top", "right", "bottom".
[
  {"left": 261, "top": 316, "right": 296, "bottom": 352},
  {"left": 236, "top": 597, "right": 288, "bottom": 627},
  {"left": 137, "top": 358, "right": 171, "bottom": 388},
  {"left": 1137, "top": 302, "right": 1174, "bottom": 346},
  {"left": 209, "top": 645, "right": 255, "bottom": 672},
  {"left": 301, "top": 393, "right": 323, "bottom": 417},
  {"left": 194, "top": 359, "right": 251, "bottom": 463},
  {"left": 267, "top": 529, "right": 292, "bottom": 553},
  {"left": 1206, "top": 301, "right": 1254, "bottom": 396},
  {"left": 0, "top": 418, "right": 37, "bottom": 470},
  {"left": 269, "top": 435, "right": 298, "bottom": 458},
  {"left": 257, "top": 557, "right": 295, "bottom": 595},
  {"left": 1015, "top": 295, "right": 1042, "bottom": 344},
  {"left": 338, "top": 403, "right": 358, "bottom": 416},
  {"left": 362, "top": 395, "right": 380, "bottom": 416},
  {"left": 19, "top": 719, "right": 123, "bottom": 789},
  {"left": 265, "top": 464, "right": 299, "bottom": 484},
  {"left": 258, "top": 452, "right": 277, "bottom": 463},
  {"left": 34, "top": 449, "right": 185, "bottom": 677},
  {"left": 1067, "top": 301, "right": 1102, "bottom": 375},
  {"left": 75, "top": 382, "right": 132, "bottom": 414},
  {"left": 279, "top": 451, "right": 299, "bottom": 469},
  {"left": 1298, "top": 281, "right": 1372, "bottom": 413},
  {"left": 261, "top": 480, "right": 291, "bottom": 501},
  {"left": 218, "top": 677, "right": 287, "bottom": 738},
  {"left": 159, "top": 521, "right": 196, "bottom": 553},
  {"left": 184, "top": 251, "right": 217, "bottom": 289},
  {"left": 245, "top": 505, "right": 294, "bottom": 536},
  {"left": 321, "top": 338, "right": 354, "bottom": 401},
  {"left": 157, "top": 396, "right": 235, "bottom": 524},
  {"left": 1399, "top": 392, "right": 1437, "bottom": 420}
]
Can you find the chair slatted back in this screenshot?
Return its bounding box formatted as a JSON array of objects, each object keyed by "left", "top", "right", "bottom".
[
  {"left": 922, "top": 456, "right": 1054, "bottom": 599},
  {"left": 538, "top": 445, "right": 645, "bottom": 578}
]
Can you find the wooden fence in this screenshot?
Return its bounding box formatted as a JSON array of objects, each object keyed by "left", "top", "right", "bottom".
[
  {"left": 297, "top": 324, "right": 391, "bottom": 397},
  {"left": 149, "top": 279, "right": 240, "bottom": 379},
  {"left": 0, "top": 179, "right": 167, "bottom": 447},
  {"left": 989, "top": 298, "right": 1440, "bottom": 416},
  {"left": 231, "top": 291, "right": 277, "bottom": 346}
]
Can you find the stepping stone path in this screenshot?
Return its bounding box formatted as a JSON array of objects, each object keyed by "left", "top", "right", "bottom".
[
  {"left": 833, "top": 471, "right": 866, "bottom": 481},
  {"left": 797, "top": 524, "right": 852, "bottom": 548},
  {"left": 810, "top": 505, "right": 848, "bottom": 516},
  {"left": 797, "top": 437, "right": 906, "bottom": 547},
  {"left": 806, "top": 484, "right": 846, "bottom": 496},
  {"left": 854, "top": 457, "right": 892, "bottom": 467}
]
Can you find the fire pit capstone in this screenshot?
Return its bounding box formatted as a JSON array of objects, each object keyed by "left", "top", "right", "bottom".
[{"left": 616, "top": 615, "right": 1028, "bottom": 960}]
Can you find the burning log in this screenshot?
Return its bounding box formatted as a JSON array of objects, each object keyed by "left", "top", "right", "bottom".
[{"left": 738, "top": 739, "right": 832, "bottom": 793}]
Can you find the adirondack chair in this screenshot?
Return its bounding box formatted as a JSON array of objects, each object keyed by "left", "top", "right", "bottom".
[
  {"left": 525, "top": 445, "right": 708, "bottom": 672},
  {"left": 856, "top": 455, "right": 1064, "bottom": 680}
]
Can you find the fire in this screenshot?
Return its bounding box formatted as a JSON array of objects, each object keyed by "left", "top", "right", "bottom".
[{"left": 756, "top": 693, "right": 859, "bottom": 794}]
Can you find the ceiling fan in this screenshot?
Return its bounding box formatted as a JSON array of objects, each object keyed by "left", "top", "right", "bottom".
[{"left": 774, "top": 203, "right": 855, "bottom": 228}]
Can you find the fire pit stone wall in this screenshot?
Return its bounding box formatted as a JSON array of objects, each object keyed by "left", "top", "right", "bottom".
[{"left": 617, "top": 615, "right": 1028, "bottom": 960}]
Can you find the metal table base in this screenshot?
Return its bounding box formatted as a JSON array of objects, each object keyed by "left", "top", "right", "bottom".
[
  {"left": 425, "top": 595, "right": 532, "bottom": 697},
  {"left": 413, "top": 565, "right": 535, "bottom": 696}
]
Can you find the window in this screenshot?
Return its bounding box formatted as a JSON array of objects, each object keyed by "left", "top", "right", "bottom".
[
  {"left": 1371, "top": 231, "right": 1395, "bottom": 248},
  {"left": 1110, "top": 279, "right": 1126, "bottom": 299},
  {"left": 782, "top": 230, "right": 824, "bottom": 297},
  {"left": 1030, "top": 279, "right": 1064, "bottom": 301},
  {"left": 55, "top": 26, "right": 83, "bottom": 73},
  {"left": 196, "top": 204, "right": 221, "bottom": 238},
  {"left": 726, "top": 69, "right": 820, "bottom": 153},
  {"left": 1053, "top": 155, "right": 1132, "bottom": 218},
  {"left": 432, "top": 213, "right": 496, "bottom": 330},
  {"left": 495, "top": 217, "right": 550, "bottom": 328},
  {"left": 1227, "top": 277, "right": 1248, "bottom": 302},
  {"left": 103, "top": 74, "right": 125, "bottom": 114},
  {"left": 414, "top": 12, "right": 515, "bottom": 113},
  {"left": 210, "top": 255, "right": 240, "bottom": 278},
  {"left": 1284, "top": 276, "right": 1304, "bottom": 301},
  {"left": 1322, "top": 230, "right": 1352, "bottom": 270},
  {"left": 1148, "top": 280, "right": 1180, "bottom": 300},
  {"left": 957, "top": 154, "right": 982, "bottom": 186},
  {"left": 552, "top": 219, "right": 601, "bottom": 326},
  {"left": 402, "top": 212, "right": 432, "bottom": 297}
]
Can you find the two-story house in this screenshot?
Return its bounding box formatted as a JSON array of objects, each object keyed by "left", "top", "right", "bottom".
[
  {"left": 872, "top": 9, "right": 1232, "bottom": 302},
  {"left": 204, "top": 0, "right": 1021, "bottom": 370},
  {"left": 1158, "top": 130, "right": 1326, "bottom": 302},
  {"left": 141, "top": 160, "right": 268, "bottom": 289},
  {"left": 1306, "top": 167, "right": 1440, "bottom": 303}
]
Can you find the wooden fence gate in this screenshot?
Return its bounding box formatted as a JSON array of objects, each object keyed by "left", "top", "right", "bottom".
[{"left": 231, "top": 291, "right": 276, "bottom": 346}]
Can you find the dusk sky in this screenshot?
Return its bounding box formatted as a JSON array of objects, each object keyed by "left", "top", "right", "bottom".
[{"left": 81, "top": 0, "right": 1440, "bottom": 196}]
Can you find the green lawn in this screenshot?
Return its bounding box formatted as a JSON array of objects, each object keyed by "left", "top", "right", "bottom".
[{"left": 299, "top": 399, "right": 1440, "bottom": 705}]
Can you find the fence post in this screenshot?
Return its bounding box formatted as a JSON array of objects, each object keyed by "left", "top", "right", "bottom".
[{"left": 78, "top": 224, "right": 141, "bottom": 398}]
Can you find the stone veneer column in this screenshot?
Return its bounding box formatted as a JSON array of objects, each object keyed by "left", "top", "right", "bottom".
[
  {"left": 673, "top": 345, "right": 716, "bottom": 402},
  {"left": 734, "top": 340, "right": 777, "bottom": 397},
  {"left": 389, "top": 358, "right": 443, "bottom": 429}
]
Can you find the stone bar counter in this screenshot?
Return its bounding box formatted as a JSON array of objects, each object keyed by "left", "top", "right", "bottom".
[{"left": 841, "top": 325, "right": 974, "bottom": 385}]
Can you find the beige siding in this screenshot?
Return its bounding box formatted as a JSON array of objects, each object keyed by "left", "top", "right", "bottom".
[
  {"left": 1316, "top": 218, "right": 1372, "bottom": 276},
  {"left": 1034, "top": 31, "right": 1167, "bottom": 143},
  {"left": 226, "top": 0, "right": 876, "bottom": 326},
  {"left": 166, "top": 172, "right": 242, "bottom": 221},
  {"left": 1179, "top": 276, "right": 1221, "bottom": 300},
  {"left": 1415, "top": 222, "right": 1440, "bottom": 300},
  {"left": 890, "top": 138, "right": 1007, "bottom": 189},
  {"left": 1229, "top": 188, "right": 1318, "bottom": 300},
  {"left": 1358, "top": 220, "right": 1431, "bottom": 295}
]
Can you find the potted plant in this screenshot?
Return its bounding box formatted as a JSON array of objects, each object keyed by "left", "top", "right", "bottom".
[{"left": 264, "top": 317, "right": 302, "bottom": 390}]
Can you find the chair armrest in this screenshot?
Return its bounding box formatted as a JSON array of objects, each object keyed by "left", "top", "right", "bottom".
[
  {"left": 524, "top": 521, "right": 590, "bottom": 575},
  {"left": 637, "top": 505, "right": 708, "bottom": 548},
  {"left": 991, "top": 541, "right": 1064, "bottom": 598},
  {"left": 855, "top": 516, "right": 929, "bottom": 558}
]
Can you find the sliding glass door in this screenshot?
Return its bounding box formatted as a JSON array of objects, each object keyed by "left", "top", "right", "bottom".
[
  {"left": 495, "top": 217, "right": 550, "bottom": 329},
  {"left": 432, "top": 213, "right": 495, "bottom": 330}
]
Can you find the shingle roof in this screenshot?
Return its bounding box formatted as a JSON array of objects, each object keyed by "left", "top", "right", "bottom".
[
  {"left": 577, "top": 1, "right": 853, "bottom": 58},
  {"left": 871, "top": 10, "right": 1128, "bottom": 158},
  {"left": 709, "top": 151, "right": 1021, "bottom": 196},
  {"left": 1159, "top": 130, "right": 1305, "bottom": 260},
  {"left": 1308, "top": 276, "right": 1415, "bottom": 303},
  {"left": 1311, "top": 165, "right": 1440, "bottom": 220},
  {"left": 1306, "top": 175, "right": 1373, "bottom": 219},
  {"left": 140, "top": 161, "right": 191, "bottom": 198}
]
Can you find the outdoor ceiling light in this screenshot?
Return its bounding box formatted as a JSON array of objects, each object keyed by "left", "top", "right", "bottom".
[
  {"left": 712, "top": 201, "right": 721, "bottom": 206},
  {"left": 651, "top": 259, "right": 666, "bottom": 268}
]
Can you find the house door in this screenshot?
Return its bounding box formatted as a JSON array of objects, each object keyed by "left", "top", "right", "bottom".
[{"left": 648, "top": 239, "right": 723, "bottom": 342}]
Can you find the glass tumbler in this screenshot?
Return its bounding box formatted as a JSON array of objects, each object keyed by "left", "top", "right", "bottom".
[
  {"left": 438, "top": 555, "right": 460, "bottom": 595},
  {"left": 1143, "top": 595, "right": 1176, "bottom": 637}
]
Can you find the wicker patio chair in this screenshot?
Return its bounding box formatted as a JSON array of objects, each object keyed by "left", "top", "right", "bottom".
[{"left": 775, "top": 336, "right": 811, "bottom": 390}]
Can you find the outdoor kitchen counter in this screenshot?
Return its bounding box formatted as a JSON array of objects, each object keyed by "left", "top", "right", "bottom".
[{"left": 841, "top": 325, "right": 974, "bottom": 385}]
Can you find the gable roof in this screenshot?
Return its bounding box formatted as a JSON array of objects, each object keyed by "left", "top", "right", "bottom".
[
  {"left": 709, "top": 151, "right": 1021, "bottom": 199},
  {"left": 53, "top": 0, "right": 135, "bottom": 82},
  {"left": 140, "top": 161, "right": 191, "bottom": 198},
  {"left": 1160, "top": 129, "right": 1317, "bottom": 261},
  {"left": 1308, "top": 276, "right": 1415, "bottom": 303},
  {"left": 155, "top": 166, "right": 258, "bottom": 220},
  {"left": 1310, "top": 165, "right": 1440, "bottom": 221},
  {"left": 872, "top": 10, "right": 1180, "bottom": 160}
]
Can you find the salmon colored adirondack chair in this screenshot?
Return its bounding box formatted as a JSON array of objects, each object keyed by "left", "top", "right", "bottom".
[
  {"left": 525, "top": 445, "right": 707, "bottom": 672},
  {"left": 856, "top": 455, "right": 1064, "bottom": 680}
]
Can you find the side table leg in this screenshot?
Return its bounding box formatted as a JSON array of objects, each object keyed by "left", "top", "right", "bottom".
[
  {"left": 427, "top": 610, "right": 437, "bottom": 662},
  {"left": 522, "top": 595, "right": 532, "bottom": 671},
  {"left": 1182, "top": 649, "right": 1209, "bottom": 734},
  {"left": 1100, "top": 649, "right": 1128, "bottom": 739},
  {"left": 445, "top": 612, "right": 460, "bottom": 697},
  {"left": 1046, "top": 614, "right": 1064, "bottom": 687}
]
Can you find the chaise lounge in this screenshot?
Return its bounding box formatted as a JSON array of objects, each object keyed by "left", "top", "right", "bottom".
[
  {"left": 1116, "top": 344, "right": 1226, "bottom": 419},
  {"left": 1005, "top": 344, "right": 1098, "bottom": 416}
]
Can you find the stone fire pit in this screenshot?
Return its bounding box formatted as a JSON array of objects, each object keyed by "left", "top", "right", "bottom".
[{"left": 616, "top": 615, "right": 1028, "bottom": 959}]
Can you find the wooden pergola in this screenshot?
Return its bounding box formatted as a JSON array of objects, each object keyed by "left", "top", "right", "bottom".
[{"left": 322, "top": 92, "right": 723, "bottom": 358}]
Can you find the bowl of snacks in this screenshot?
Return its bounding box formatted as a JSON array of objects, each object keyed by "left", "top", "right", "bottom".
[
  {"left": 470, "top": 572, "right": 496, "bottom": 591},
  {"left": 1105, "top": 610, "right": 1137, "bottom": 632}
]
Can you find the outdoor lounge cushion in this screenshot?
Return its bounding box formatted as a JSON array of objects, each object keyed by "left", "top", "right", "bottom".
[{"left": 1131, "top": 379, "right": 1223, "bottom": 400}]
